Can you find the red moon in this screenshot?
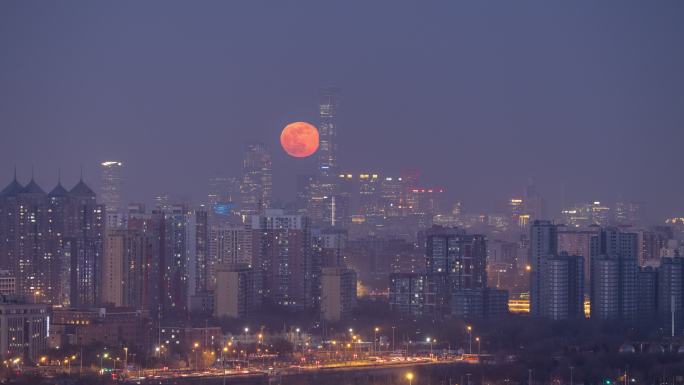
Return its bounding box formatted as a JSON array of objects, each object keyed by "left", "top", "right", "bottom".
[{"left": 280, "top": 121, "right": 319, "bottom": 158}]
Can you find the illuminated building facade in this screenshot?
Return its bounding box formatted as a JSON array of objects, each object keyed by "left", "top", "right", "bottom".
[
  {"left": 99, "top": 161, "right": 124, "bottom": 228},
  {"left": 0, "top": 295, "right": 49, "bottom": 363}
]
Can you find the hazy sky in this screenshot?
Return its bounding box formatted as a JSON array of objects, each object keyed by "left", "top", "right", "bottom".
[{"left": 1, "top": 1, "right": 683, "bottom": 221}]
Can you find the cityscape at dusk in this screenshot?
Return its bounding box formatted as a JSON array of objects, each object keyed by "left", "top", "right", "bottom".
[{"left": 1, "top": 1, "right": 684, "bottom": 385}]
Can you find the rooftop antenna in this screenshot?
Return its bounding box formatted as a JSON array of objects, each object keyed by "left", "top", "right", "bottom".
[
  {"left": 57, "top": 168, "right": 62, "bottom": 185},
  {"left": 80, "top": 165, "right": 84, "bottom": 181},
  {"left": 13, "top": 164, "right": 17, "bottom": 181}
]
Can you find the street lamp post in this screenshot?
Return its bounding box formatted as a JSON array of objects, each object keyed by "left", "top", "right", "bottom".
[
  {"left": 374, "top": 327, "right": 379, "bottom": 353},
  {"left": 123, "top": 347, "right": 128, "bottom": 375},
  {"left": 222, "top": 347, "right": 228, "bottom": 385},
  {"left": 475, "top": 337, "right": 480, "bottom": 357},
  {"left": 570, "top": 366, "right": 574, "bottom": 385},
  {"left": 406, "top": 372, "right": 414, "bottom": 385},
  {"left": 391, "top": 326, "right": 396, "bottom": 352},
  {"left": 193, "top": 342, "right": 199, "bottom": 370},
  {"left": 466, "top": 326, "right": 472, "bottom": 355}
]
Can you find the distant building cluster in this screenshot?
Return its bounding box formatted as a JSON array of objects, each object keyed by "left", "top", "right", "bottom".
[{"left": 3, "top": 86, "right": 684, "bottom": 366}]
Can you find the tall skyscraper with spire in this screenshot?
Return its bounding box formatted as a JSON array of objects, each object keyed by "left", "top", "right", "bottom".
[
  {"left": 304, "top": 88, "right": 349, "bottom": 228},
  {"left": 318, "top": 88, "right": 339, "bottom": 177}
]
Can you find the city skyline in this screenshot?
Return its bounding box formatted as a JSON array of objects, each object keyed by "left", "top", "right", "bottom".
[
  {"left": 1, "top": 2, "right": 683, "bottom": 382},
  {"left": 2, "top": 1, "right": 683, "bottom": 221}
]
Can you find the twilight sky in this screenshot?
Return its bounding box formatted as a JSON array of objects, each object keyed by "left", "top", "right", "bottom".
[{"left": 1, "top": 1, "right": 682, "bottom": 221}]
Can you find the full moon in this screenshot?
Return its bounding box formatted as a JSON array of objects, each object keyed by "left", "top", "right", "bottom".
[{"left": 280, "top": 121, "right": 319, "bottom": 158}]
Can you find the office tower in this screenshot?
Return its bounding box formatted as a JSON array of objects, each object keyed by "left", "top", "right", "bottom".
[
  {"left": 208, "top": 224, "right": 253, "bottom": 289},
  {"left": 406, "top": 187, "right": 445, "bottom": 219},
  {"left": 614, "top": 200, "right": 643, "bottom": 226},
  {"left": 295, "top": 174, "right": 316, "bottom": 216},
  {"left": 509, "top": 198, "right": 525, "bottom": 228},
  {"left": 102, "top": 228, "right": 145, "bottom": 307},
  {"left": 657, "top": 257, "right": 684, "bottom": 333},
  {"left": 539, "top": 253, "right": 584, "bottom": 320},
  {"left": 562, "top": 201, "right": 611, "bottom": 228},
  {"left": 207, "top": 176, "right": 241, "bottom": 225},
  {"left": 251, "top": 209, "right": 316, "bottom": 308},
  {"left": 380, "top": 176, "right": 405, "bottom": 217},
  {"left": 524, "top": 180, "right": 546, "bottom": 222},
  {"left": 100, "top": 161, "right": 124, "bottom": 227},
  {"left": 208, "top": 176, "right": 240, "bottom": 207},
  {"left": 214, "top": 263, "right": 257, "bottom": 318},
  {"left": 589, "top": 228, "right": 638, "bottom": 321},
  {"left": 0, "top": 296, "right": 49, "bottom": 363},
  {"left": 529, "top": 220, "right": 558, "bottom": 316},
  {"left": 358, "top": 173, "right": 382, "bottom": 220},
  {"left": 318, "top": 88, "right": 339, "bottom": 177},
  {"left": 320, "top": 267, "right": 357, "bottom": 322},
  {"left": 240, "top": 142, "right": 272, "bottom": 218},
  {"left": 68, "top": 177, "right": 106, "bottom": 307}
]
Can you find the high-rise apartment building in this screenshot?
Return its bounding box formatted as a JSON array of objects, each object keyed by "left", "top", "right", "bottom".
[
  {"left": 529, "top": 220, "right": 558, "bottom": 316},
  {"left": 539, "top": 253, "right": 584, "bottom": 320},
  {"left": 589, "top": 228, "right": 638, "bottom": 321},
  {"left": 320, "top": 267, "right": 357, "bottom": 322},
  {"left": 214, "top": 263, "right": 257, "bottom": 318},
  {"left": 251, "top": 209, "right": 317, "bottom": 308}
]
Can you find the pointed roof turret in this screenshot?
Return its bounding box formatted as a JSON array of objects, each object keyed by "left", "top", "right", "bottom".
[
  {"left": 49, "top": 169, "right": 69, "bottom": 197},
  {"left": 70, "top": 177, "right": 95, "bottom": 197},
  {"left": 0, "top": 169, "right": 24, "bottom": 197}
]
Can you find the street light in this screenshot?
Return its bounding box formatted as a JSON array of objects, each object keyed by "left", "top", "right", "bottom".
[
  {"left": 406, "top": 372, "right": 414, "bottom": 385},
  {"left": 222, "top": 347, "right": 229, "bottom": 385},
  {"left": 193, "top": 342, "right": 200, "bottom": 370},
  {"left": 123, "top": 347, "right": 128, "bottom": 375},
  {"left": 475, "top": 337, "right": 480, "bottom": 357},
  {"left": 374, "top": 327, "right": 379, "bottom": 353},
  {"left": 466, "top": 326, "right": 472, "bottom": 355}
]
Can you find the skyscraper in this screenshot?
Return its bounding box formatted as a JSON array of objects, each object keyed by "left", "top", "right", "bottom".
[
  {"left": 240, "top": 142, "right": 272, "bottom": 218},
  {"left": 100, "top": 161, "right": 124, "bottom": 227},
  {"left": 318, "top": 88, "right": 339, "bottom": 177}
]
